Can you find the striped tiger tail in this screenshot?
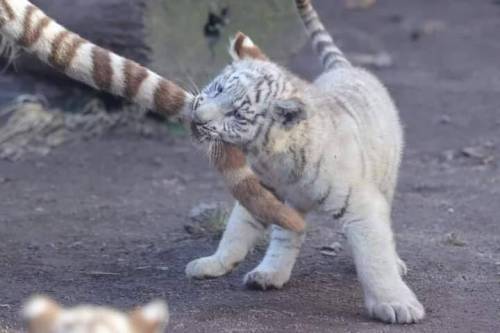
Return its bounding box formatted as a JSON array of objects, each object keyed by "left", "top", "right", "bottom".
[
  {"left": 0, "top": 0, "right": 306, "bottom": 232},
  {"left": 214, "top": 143, "right": 305, "bottom": 233},
  {"left": 0, "top": 0, "right": 188, "bottom": 117},
  {"left": 294, "top": 0, "right": 351, "bottom": 71}
]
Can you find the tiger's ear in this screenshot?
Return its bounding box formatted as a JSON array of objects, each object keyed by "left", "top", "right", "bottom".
[
  {"left": 229, "top": 32, "right": 268, "bottom": 61},
  {"left": 129, "top": 300, "right": 169, "bottom": 333},
  {"left": 22, "top": 296, "right": 62, "bottom": 333},
  {"left": 272, "top": 97, "right": 307, "bottom": 128}
]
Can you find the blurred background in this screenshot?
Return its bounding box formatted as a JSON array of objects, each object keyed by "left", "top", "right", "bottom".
[{"left": 0, "top": 0, "right": 499, "bottom": 332}]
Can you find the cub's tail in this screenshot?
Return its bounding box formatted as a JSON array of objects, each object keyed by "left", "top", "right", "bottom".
[
  {"left": 0, "top": 0, "right": 190, "bottom": 117},
  {"left": 294, "top": 0, "right": 351, "bottom": 70}
]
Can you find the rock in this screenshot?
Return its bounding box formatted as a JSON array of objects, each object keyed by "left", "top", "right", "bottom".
[
  {"left": 0, "top": 98, "right": 64, "bottom": 161},
  {"left": 438, "top": 114, "right": 452, "bottom": 125},
  {"left": 350, "top": 52, "right": 393, "bottom": 69},
  {"left": 189, "top": 202, "right": 225, "bottom": 222},
  {"left": 0, "top": 177, "right": 11, "bottom": 184},
  {"left": 444, "top": 232, "right": 467, "bottom": 247},
  {"left": 461, "top": 146, "right": 495, "bottom": 165},
  {"left": 320, "top": 242, "right": 343, "bottom": 257},
  {"left": 461, "top": 146, "right": 487, "bottom": 159},
  {"left": 440, "top": 149, "right": 456, "bottom": 162},
  {"left": 386, "top": 14, "right": 404, "bottom": 24},
  {"left": 411, "top": 20, "right": 446, "bottom": 41},
  {"left": 185, "top": 202, "right": 230, "bottom": 239},
  {"left": 483, "top": 140, "right": 495, "bottom": 149},
  {"left": 421, "top": 20, "right": 446, "bottom": 35},
  {"left": 345, "top": 0, "right": 376, "bottom": 10},
  {"left": 0, "top": 95, "right": 163, "bottom": 160}
]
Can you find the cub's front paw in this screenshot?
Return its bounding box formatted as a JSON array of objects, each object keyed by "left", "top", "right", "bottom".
[
  {"left": 185, "top": 256, "right": 231, "bottom": 279},
  {"left": 244, "top": 269, "right": 290, "bottom": 290},
  {"left": 365, "top": 282, "right": 425, "bottom": 324}
]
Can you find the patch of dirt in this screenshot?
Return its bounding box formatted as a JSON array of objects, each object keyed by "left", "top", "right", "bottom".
[{"left": 0, "top": 95, "right": 166, "bottom": 161}]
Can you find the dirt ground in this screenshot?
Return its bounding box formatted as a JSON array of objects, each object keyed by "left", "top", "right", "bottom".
[{"left": 1, "top": 0, "right": 499, "bottom": 332}]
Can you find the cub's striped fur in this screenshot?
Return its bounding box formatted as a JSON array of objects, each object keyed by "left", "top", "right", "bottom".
[
  {"left": 0, "top": 0, "right": 305, "bottom": 232},
  {"left": 23, "top": 295, "right": 168, "bottom": 333},
  {"left": 186, "top": 0, "right": 425, "bottom": 325}
]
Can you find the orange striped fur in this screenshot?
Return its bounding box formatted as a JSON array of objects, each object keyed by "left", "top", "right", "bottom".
[{"left": 0, "top": 0, "right": 306, "bottom": 232}]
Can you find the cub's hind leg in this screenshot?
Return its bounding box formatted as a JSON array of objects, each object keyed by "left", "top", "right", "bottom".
[
  {"left": 245, "top": 225, "right": 305, "bottom": 290},
  {"left": 344, "top": 187, "right": 424, "bottom": 324},
  {"left": 186, "top": 202, "right": 265, "bottom": 279}
]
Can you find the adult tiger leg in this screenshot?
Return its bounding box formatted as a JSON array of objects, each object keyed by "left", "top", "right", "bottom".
[
  {"left": 186, "top": 202, "right": 266, "bottom": 279},
  {"left": 344, "top": 186, "right": 424, "bottom": 324},
  {"left": 244, "top": 225, "right": 305, "bottom": 290}
]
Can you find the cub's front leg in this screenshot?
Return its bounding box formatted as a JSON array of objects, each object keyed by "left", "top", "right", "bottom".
[
  {"left": 186, "top": 202, "right": 265, "bottom": 279},
  {"left": 245, "top": 225, "right": 305, "bottom": 290}
]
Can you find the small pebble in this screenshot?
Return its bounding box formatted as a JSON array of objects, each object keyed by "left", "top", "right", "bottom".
[
  {"left": 444, "top": 232, "right": 467, "bottom": 247},
  {"left": 345, "top": 0, "right": 376, "bottom": 10},
  {"left": 438, "top": 114, "right": 452, "bottom": 125},
  {"left": 0, "top": 177, "right": 11, "bottom": 184},
  {"left": 320, "top": 242, "right": 343, "bottom": 257},
  {"left": 440, "top": 149, "right": 456, "bottom": 162}
]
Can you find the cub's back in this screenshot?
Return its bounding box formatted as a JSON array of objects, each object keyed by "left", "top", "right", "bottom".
[{"left": 314, "top": 68, "right": 403, "bottom": 199}]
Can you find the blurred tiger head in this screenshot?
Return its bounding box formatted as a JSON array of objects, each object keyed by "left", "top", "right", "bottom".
[{"left": 22, "top": 296, "right": 169, "bottom": 333}]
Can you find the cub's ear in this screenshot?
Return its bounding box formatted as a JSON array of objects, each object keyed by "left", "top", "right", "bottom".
[
  {"left": 22, "top": 295, "right": 61, "bottom": 333},
  {"left": 129, "top": 300, "right": 169, "bottom": 333},
  {"left": 229, "top": 31, "right": 268, "bottom": 61},
  {"left": 272, "top": 98, "right": 306, "bottom": 128}
]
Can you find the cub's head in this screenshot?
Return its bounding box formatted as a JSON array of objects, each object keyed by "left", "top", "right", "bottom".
[
  {"left": 191, "top": 32, "right": 306, "bottom": 148},
  {"left": 22, "top": 296, "right": 169, "bottom": 333}
]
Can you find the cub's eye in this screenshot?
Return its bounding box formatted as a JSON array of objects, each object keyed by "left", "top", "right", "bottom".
[
  {"left": 216, "top": 84, "right": 224, "bottom": 94},
  {"left": 232, "top": 110, "right": 244, "bottom": 120}
]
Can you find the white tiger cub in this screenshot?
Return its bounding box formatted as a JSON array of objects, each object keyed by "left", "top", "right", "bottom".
[
  {"left": 22, "top": 295, "right": 169, "bottom": 333},
  {"left": 186, "top": 0, "right": 425, "bottom": 324}
]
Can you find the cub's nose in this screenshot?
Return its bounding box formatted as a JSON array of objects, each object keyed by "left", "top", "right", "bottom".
[
  {"left": 192, "top": 97, "right": 220, "bottom": 124},
  {"left": 193, "top": 109, "right": 208, "bottom": 125}
]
